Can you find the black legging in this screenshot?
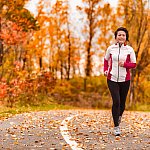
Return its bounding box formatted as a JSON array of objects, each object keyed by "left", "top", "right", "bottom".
[{"left": 107, "top": 79, "right": 130, "bottom": 127}]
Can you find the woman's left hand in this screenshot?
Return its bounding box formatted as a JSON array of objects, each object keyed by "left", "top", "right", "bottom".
[{"left": 119, "top": 61, "right": 124, "bottom": 67}]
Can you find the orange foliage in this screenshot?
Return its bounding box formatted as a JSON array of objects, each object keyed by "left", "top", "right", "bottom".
[
  {"left": 0, "top": 79, "right": 7, "bottom": 98},
  {"left": 0, "top": 19, "right": 28, "bottom": 45}
]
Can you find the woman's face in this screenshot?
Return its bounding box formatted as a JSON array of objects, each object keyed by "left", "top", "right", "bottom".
[{"left": 116, "top": 30, "right": 126, "bottom": 44}]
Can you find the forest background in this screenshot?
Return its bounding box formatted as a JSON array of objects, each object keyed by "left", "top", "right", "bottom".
[{"left": 0, "top": 0, "right": 149, "bottom": 112}]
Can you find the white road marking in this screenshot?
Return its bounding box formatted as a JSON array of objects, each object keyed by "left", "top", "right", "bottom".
[{"left": 60, "top": 114, "right": 83, "bottom": 150}]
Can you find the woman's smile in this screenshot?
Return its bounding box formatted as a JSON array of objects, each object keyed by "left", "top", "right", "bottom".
[{"left": 116, "top": 31, "right": 126, "bottom": 44}]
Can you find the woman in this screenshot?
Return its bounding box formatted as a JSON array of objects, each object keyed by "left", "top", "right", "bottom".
[{"left": 104, "top": 27, "right": 136, "bottom": 136}]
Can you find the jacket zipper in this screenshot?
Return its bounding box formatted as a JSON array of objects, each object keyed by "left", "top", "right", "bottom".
[{"left": 117, "top": 44, "right": 121, "bottom": 82}]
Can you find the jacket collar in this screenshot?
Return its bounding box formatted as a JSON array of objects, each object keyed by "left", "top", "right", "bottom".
[{"left": 115, "top": 42, "right": 127, "bottom": 46}]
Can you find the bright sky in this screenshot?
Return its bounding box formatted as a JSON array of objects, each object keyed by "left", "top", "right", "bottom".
[{"left": 104, "top": 0, "right": 118, "bottom": 7}]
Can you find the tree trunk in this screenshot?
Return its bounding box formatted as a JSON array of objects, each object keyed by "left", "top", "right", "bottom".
[
  {"left": 67, "top": 23, "right": 71, "bottom": 80},
  {"left": 22, "top": 57, "right": 26, "bottom": 70},
  {"left": 60, "top": 59, "right": 63, "bottom": 79},
  {"left": 0, "top": 40, "right": 3, "bottom": 66},
  {"left": 39, "top": 57, "right": 42, "bottom": 70},
  {"left": 86, "top": 22, "right": 92, "bottom": 77},
  {"left": 86, "top": 46, "right": 92, "bottom": 77},
  {"left": 119, "top": 0, "right": 149, "bottom": 107},
  {"left": 0, "top": 17, "right": 3, "bottom": 66},
  {"left": 129, "top": 69, "right": 136, "bottom": 107},
  {"left": 85, "top": 3, "right": 93, "bottom": 77}
]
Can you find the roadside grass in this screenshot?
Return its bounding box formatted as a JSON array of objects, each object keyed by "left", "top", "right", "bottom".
[
  {"left": 0, "top": 103, "right": 77, "bottom": 120},
  {"left": 0, "top": 103, "right": 149, "bottom": 120},
  {"left": 129, "top": 103, "right": 150, "bottom": 112}
]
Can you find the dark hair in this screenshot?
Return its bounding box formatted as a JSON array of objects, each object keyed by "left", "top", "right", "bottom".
[{"left": 114, "top": 27, "right": 129, "bottom": 41}]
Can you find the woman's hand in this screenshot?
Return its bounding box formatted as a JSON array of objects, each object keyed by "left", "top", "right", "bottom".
[
  {"left": 119, "top": 61, "right": 124, "bottom": 67},
  {"left": 104, "top": 70, "right": 108, "bottom": 76}
]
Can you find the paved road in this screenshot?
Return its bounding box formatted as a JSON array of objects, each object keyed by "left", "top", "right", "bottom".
[{"left": 0, "top": 110, "right": 150, "bottom": 150}]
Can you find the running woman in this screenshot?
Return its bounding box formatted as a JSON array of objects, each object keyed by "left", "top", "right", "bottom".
[{"left": 104, "top": 27, "right": 136, "bottom": 136}]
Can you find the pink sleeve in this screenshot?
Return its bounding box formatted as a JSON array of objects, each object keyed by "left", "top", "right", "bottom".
[
  {"left": 124, "top": 62, "right": 136, "bottom": 69},
  {"left": 104, "top": 58, "right": 108, "bottom": 72}
]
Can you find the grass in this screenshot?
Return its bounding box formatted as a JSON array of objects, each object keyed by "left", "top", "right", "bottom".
[
  {"left": 129, "top": 104, "right": 150, "bottom": 112},
  {"left": 0, "top": 103, "right": 77, "bottom": 120},
  {"left": 0, "top": 102, "right": 149, "bottom": 120}
]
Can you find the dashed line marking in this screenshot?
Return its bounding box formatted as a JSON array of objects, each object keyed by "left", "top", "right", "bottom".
[{"left": 60, "top": 114, "right": 83, "bottom": 150}]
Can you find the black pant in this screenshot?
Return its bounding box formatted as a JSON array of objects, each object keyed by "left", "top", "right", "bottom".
[{"left": 107, "top": 79, "right": 130, "bottom": 127}]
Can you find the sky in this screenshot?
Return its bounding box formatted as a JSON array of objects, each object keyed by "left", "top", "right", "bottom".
[{"left": 104, "top": 0, "right": 118, "bottom": 7}]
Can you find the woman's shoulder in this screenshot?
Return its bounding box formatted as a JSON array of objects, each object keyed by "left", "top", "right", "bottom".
[
  {"left": 126, "top": 45, "right": 134, "bottom": 51},
  {"left": 107, "top": 43, "right": 117, "bottom": 49}
]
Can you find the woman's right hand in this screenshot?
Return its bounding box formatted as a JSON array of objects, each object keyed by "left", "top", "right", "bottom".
[{"left": 104, "top": 70, "right": 108, "bottom": 76}]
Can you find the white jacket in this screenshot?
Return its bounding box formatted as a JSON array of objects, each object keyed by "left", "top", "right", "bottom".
[{"left": 104, "top": 43, "right": 136, "bottom": 82}]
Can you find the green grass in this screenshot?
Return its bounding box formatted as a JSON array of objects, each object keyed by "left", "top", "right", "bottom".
[
  {"left": 129, "top": 104, "right": 150, "bottom": 112},
  {"left": 0, "top": 103, "right": 149, "bottom": 120},
  {"left": 0, "top": 104, "right": 77, "bottom": 120}
]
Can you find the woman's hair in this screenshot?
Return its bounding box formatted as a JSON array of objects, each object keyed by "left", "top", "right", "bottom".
[{"left": 114, "top": 27, "right": 129, "bottom": 41}]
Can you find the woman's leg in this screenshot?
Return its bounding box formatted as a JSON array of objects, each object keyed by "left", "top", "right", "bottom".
[
  {"left": 119, "top": 80, "right": 130, "bottom": 117},
  {"left": 107, "top": 79, "right": 120, "bottom": 127}
]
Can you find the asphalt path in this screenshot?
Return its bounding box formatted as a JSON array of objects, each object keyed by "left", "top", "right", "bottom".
[{"left": 0, "top": 110, "right": 150, "bottom": 150}]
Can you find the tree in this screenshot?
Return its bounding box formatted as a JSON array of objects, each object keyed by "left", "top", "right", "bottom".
[
  {"left": 0, "top": 0, "right": 39, "bottom": 68},
  {"left": 77, "top": 0, "right": 114, "bottom": 77},
  {"left": 97, "top": 3, "right": 114, "bottom": 51},
  {"left": 0, "top": 17, "right": 3, "bottom": 66},
  {"left": 97, "top": 3, "right": 115, "bottom": 72},
  {"left": 45, "top": 0, "right": 81, "bottom": 79},
  {"left": 117, "top": 0, "right": 150, "bottom": 105}
]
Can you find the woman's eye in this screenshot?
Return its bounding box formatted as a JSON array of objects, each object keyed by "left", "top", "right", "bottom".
[{"left": 118, "top": 34, "right": 125, "bottom": 37}]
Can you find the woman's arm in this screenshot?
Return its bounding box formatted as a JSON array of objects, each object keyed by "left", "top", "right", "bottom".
[
  {"left": 124, "top": 48, "right": 136, "bottom": 69},
  {"left": 104, "top": 47, "right": 110, "bottom": 76},
  {"left": 123, "top": 62, "right": 136, "bottom": 69},
  {"left": 104, "top": 59, "right": 108, "bottom": 76},
  {"left": 104, "top": 59, "right": 108, "bottom": 72},
  {"left": 120, "top": 47, "right": 136, "bottom": 69}
]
